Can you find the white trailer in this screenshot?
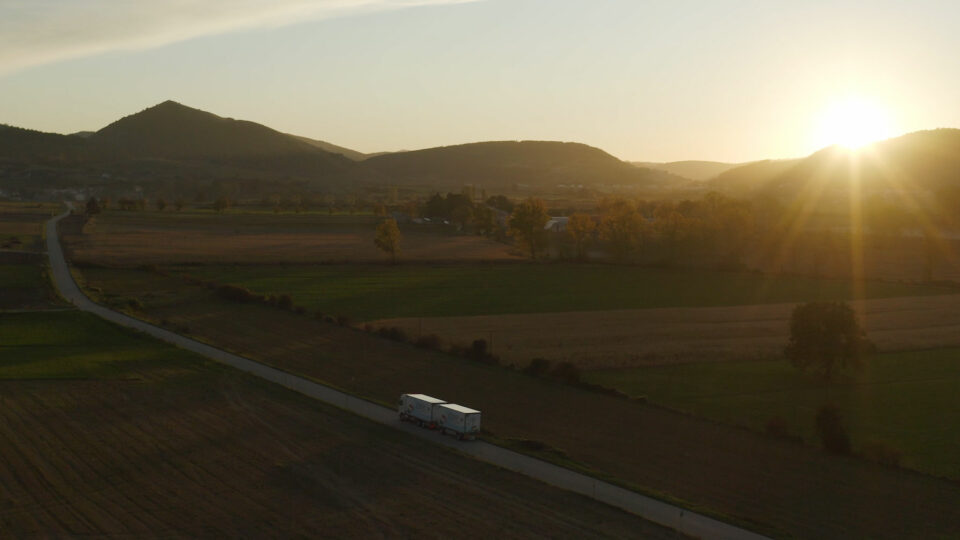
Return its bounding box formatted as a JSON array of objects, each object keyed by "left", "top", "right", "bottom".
[
  {"left": 398, "top": 393, "right": 446, "bottom": 428},
  {"left": 436, "top": 403, "right": 481, "bottom": 440}
]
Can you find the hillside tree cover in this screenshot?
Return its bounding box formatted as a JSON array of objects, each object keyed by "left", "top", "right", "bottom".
[
  {"left": 598, "top": 198, "right": 651, "bottom": 261},
  {"left": 566, "top": 213, "right": 597, "bottom": 260},
  {"left": 509, "top": 198, "right": 550, "bottom": 258}
]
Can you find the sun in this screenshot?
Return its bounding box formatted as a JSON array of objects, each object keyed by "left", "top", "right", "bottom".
[{"left": 813, "top": 96, "right": 895, "bottom": 150}]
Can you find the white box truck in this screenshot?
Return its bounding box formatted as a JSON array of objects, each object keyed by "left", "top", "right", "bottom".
[
  {"left": 398, "top": 394, "right": 446, "bottom": 428},
  {"left": 437, "top": 403, "right": 481, "bottom": 440}
]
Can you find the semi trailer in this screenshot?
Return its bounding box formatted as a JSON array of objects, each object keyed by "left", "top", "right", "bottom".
[
  {"left": 436, "top": 403, "right": 482, "bottom": 440},
  {"left": 398, "top": 393, "right": 446, "bottom": 428}
]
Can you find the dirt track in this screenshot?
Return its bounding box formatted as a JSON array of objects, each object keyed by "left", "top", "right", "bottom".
[{"left": 374, "top": 293, "right": 960, "bottom": 368}]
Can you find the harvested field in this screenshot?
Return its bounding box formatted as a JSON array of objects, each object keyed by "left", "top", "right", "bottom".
[
  {"left": 373, "top": 293, "right": 960, "bottom": 368},
  {"left": 0, "top": 311, "right": 678, "bottom": 538},
  {"left": 74, "top": 267, "right": 960, "bottom": 539},
  {"left": 66, "top": 210, "right": 521, "bottom": 264},
  {"left": 0, "top": 202, "right": 58, "bottom": 251}
]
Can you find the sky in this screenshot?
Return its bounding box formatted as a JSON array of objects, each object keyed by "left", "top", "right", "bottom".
[{"left": 1, "top": 0, "right": 959, "bottom": 162}]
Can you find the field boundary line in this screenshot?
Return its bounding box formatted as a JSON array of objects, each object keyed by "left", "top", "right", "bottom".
[{"left": 45, "top": 206, "right": 768, "bottom": 540}]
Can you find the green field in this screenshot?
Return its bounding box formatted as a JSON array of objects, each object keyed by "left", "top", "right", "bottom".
[
  {"left": 174, "top": 263, "right": 957, "bottom": 321},
  {"left": 0, "top": 264, "right": 44, "bottom": 288},
  {"left": 0, "top": 310, "right": 194, "bottom": 379},
  {"left": 585, "top": 348, "right": 960, "bottom": 479},
  {"left": 0, "top": 262, "right": 60, "bottom": 309}
]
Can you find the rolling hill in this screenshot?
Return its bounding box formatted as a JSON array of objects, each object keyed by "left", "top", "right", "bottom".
[
  {"left": 290, "top": 135, "right": 369, "bottom": 161},
  {"left": 88, "top": 101, "right": 356, "bottom": 177},
  {"left": 712, "top": 129, "right": 960, "bottom": 198},
  {"left": 632, "top": 160, "right": 744, "bottom": 181},
  {"left": 361, "top": 140, "right": 682, "bottom": 189},
  {"left": 0, "top": 124, "right": 88, "bottom": 163}
]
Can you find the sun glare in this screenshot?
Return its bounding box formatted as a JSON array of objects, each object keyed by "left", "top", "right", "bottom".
[{"left": 813, "top": 97, "right": 895, "bottom": 150}]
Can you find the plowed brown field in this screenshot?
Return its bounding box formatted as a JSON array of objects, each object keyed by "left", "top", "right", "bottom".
[
  {"left": 0, "top": 313, "right": 678, "bottom": 538},
  {"left": 66, "top": 211, "right": 520, "bottom": 264}
]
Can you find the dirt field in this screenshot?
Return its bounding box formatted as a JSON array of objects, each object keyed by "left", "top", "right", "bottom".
[
  {"left": 0, "top": 202, "right": 59, "bottom": 247},
  {"left": 0, "top": 311, "right": 678, "bottom": 538},
  {"left": 66, "top": 210, "right": 521, "bottom": 264},
  {"left": 373, "top": 293, "right": 960, "bottom": 368},
  {"left": 74, "top": 267, "right": 960, "bottom": 539}
]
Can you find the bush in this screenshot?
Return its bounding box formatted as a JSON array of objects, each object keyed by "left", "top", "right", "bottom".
[
  {"left": 415, "top": 334, "right": 442, "bottom": 350},
  {"left": 815, "top": 404, "right": 851, "bottom": 455},
  {"left": 522, "top": 358, "right": 553, "bottom": 377},
  {"left": 277, "top": 294, "right": 294, "bottom": 311},
  {"left": 294, "top": 306, "right": 306, "bottom": 315},
  {"left": 336, "top": 315, "right": 351, "bottom": 327},
  {"left": 861, "top": 441, "right": 903, "bottom": 467},
  {"left": 763, "top": 416, "right": 790, "bottom": 439},
  {"left": 215, "top": 284, "right": 258, "bottom": 303},
  {"left": 377, "top": 326, "right": 408, "bottom": 342},
  {"left": 450, "top": 339, "right": 499, "bottom": 365},
  {"left": 550, "top": 361, "right": 581, "bottom": 384},
  {"left": 127, "top": 298, "right": 143, "bottom": 310},
  {"left": 469, "top": 339, "right": 499, "bottom": 365}
]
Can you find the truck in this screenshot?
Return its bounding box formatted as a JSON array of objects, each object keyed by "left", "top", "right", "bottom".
[
  {"left": 436, "top": 403, "right": 482, "bottom": 440},
  {"left": 398, "top": 393, "right": 446, "bottom": 428}
]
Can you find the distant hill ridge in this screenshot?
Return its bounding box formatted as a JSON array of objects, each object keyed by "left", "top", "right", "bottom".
[
  {"left": 4, "top": 101, "right": 959, "bottom": 196},
  {"left": 712, "top": 129, "right": 960, "bottom": 196},
  {"left": 362, "top": 140, "right": 683, "bottom": 188},
  {"left": 632, "top": 160, "right": 745, "bottom": 181},
  {"left": 92, "top": 101, "right": 335, "bottom": 159},
  {"left": 290, "top": 134, "right": 369, "bottom": 161}
]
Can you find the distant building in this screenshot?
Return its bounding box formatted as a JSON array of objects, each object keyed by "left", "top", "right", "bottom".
[{"left": 544, "top": 217, "right": 569, "bottom": 233}]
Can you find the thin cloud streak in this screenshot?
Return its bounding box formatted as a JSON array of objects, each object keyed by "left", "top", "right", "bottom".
[{"left": 0, "top": 0, "right": 479, "bottom": 75}]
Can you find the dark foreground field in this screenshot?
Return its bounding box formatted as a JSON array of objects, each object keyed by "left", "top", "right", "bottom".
[
  {"left": 75, "top": 267, "right": 960, "bottom": 539},
  {"left": 0, "top": 311, "right": 679, "bottom": 538}
]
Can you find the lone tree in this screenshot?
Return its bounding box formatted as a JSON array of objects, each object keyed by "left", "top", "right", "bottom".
[
  {"left": 508, "top": 197, "right": 549, "bottom": 258},
  {"left": 212, "top": 196, "right": 231, "bottom": 213},
  {"left": 85, "top": 196, "right": 101, "bottom": 216},
  {"left": 784, "top": 301, "right": 874, "bottom": 380},
  {"left": 374, "top": 218, "right": 402, "bottom": 264}
]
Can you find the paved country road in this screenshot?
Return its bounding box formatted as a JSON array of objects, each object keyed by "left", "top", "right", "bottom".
[{"left": 46, "top": 208, "right": 768, "bottom": 540}]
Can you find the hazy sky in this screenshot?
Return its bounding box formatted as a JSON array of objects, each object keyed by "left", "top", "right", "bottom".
[{"left": 2, "top": 0, "right": 958, "bottom": 162}]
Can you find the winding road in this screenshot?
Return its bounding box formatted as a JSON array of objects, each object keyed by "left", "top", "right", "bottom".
[{"left": 45, "top": 207, "right": 768, "bottom": 540}]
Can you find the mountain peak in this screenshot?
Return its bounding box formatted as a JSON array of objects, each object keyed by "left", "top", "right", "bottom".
[
  {"left": 89, "top": 101, "right": 352, "bottom": 171},
  {"left": 153, "top": 99, "right": 188, "bottom": 109}
]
